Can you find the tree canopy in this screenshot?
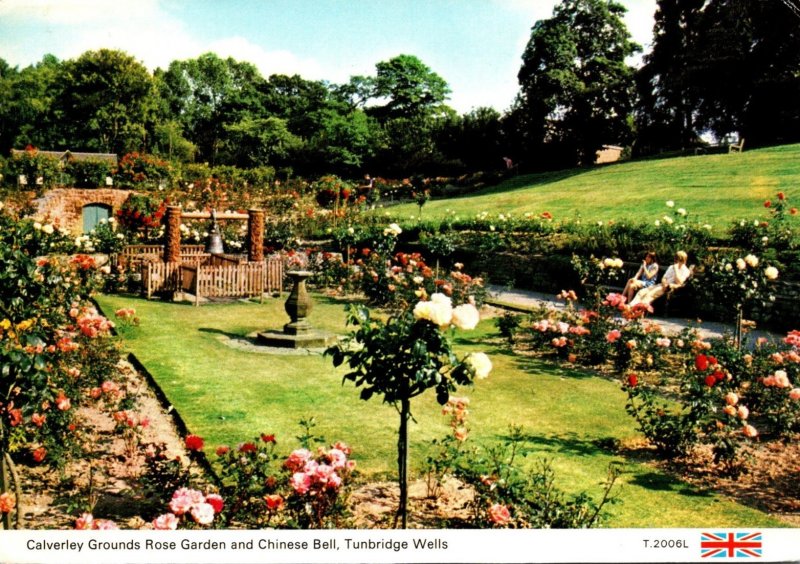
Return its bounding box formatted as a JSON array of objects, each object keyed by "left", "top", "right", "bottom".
[{"left": 516, "top": 0, "right": 640, "bottom": 167}]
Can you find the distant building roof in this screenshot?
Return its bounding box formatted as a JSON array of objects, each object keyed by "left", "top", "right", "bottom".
[{"left": 11, "top": 149, "right": 118, "bottom": 165}]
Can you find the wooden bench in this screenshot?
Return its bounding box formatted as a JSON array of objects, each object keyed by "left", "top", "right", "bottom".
[{"left": 728, "top": 138, "right": 745, "bottom": 153}]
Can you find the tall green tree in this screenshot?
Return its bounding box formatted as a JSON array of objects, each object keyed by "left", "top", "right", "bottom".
[
  {"left": 0, "top": 55, "right": 63, "bottom": 154},
  {"left": 517, "top": 0, "right": 640, "bottom": 166},
  {"left": 371, "top": 54, "right": 450, "bottom": 121},
  {"left": 689, "top": 0, "right": 800, "bottom": 146},
  {"left": 364, "top": 55, "right": 453, "bottom": 175},
  {"left": 55, "top": 49, "right": 155, "bottom": 154},
  {"left": 157, "top": 53, "right": 266, "bottom": 165},
  {"left": 634, "top": 0, "right": 705, "bottom": 154}
]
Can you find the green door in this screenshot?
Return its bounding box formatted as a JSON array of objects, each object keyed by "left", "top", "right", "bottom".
[{"left": 82, "top": 204, "right": 111, "bottom": 233}]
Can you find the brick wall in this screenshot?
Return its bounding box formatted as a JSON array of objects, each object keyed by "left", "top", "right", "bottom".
[{"left": 34, "top": 188, "right": 131, "bottom": 234}]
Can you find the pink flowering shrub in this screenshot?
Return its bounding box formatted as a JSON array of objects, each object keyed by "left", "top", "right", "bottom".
[
  {"left": 211, "top": 426, "right": 354, "bottom": 529},
  {"left": 149, "top": 487, "right": 224, "bottom": 529}
]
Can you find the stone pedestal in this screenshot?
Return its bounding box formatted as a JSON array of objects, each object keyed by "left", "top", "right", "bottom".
[{"left": 257, "top": 271, "right": 335, "bottom": 349}]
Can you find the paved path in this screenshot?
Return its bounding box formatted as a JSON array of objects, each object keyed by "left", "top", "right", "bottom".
[{"left": 485, "top": 285, "right": 779, "bottom": 343}]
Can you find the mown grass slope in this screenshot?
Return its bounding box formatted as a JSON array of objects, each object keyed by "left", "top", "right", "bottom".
[{"left": 387, "top": 144, "right": 800, "bottom": 230}]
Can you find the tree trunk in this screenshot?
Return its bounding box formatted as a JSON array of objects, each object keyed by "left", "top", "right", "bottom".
[{"left": 397, "top": 397, "right": 410, "bottom": 529}]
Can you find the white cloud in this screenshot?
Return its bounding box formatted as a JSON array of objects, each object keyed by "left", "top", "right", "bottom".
[{"left": 207, "top": 36, "right": 328, "bottom": 80}]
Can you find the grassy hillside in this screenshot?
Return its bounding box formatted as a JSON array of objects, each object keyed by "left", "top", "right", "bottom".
[{"left": 387, "top": 144, "right": 800, "bottom": 231}]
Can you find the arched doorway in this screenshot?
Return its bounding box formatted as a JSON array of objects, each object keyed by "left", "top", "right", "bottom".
[{"left": 82, "top": 203, "right": 112, "bottom": 233}]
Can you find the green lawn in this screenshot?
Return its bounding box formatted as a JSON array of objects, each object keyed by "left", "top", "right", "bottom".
[
  {"left": 385, "top": 144, "right": 800, "bottom": 230},
  {"left": 96, "top": 294, "right": 788, "bottom": 528}
]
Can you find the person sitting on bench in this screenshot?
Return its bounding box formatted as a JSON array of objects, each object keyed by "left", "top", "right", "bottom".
[
  {"left": 623, "top": 251, "right": 659, "bottom": 304},
  {"left": 630, "top": 251, "right": 691, "bottom": 307}
]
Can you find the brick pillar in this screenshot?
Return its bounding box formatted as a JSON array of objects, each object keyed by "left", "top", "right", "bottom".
[
  {"left": 164, "top": 205, "right": 182, "bottom": 263},
  {"left": 247, "top": 209, "right": 265, "bottom": 262}
]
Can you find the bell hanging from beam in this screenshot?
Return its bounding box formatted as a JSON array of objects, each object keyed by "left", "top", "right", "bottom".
[{"left": 205, "top": 209, "right": 224, "bottom": 255}]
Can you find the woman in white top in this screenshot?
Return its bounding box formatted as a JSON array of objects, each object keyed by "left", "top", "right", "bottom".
[
  {"left": 623, "top": 251, "right": 659, "bottom": 304},
  {"left": 630, "top": 251, "right": 691, "bottom": 307}
]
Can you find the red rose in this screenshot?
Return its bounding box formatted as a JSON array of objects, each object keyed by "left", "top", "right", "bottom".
[
  {"left": 264, "top": 494, "right": 284, "bottom": 511},
  {"left": 185, "top": 434, "right": 204, "bottom": 451},
  {"left": 32, "top": 447, "right": 47, "bottom": 463},
  {"left": 205, "top": 493, "right": 224, "bottom": 514},
  {"left": 778, "top": 192, "right": 785, "bottom": 200},
  {"left": 695, "top": 354, "right": 709, "bottom": 372},
  {"left": 238, "top": 442, "right": 257, "bottom": 453},
  {"left": 764, "top": 201, "right": 771, "bottom": 208},
  {"left": 707, "top": 355, "right": 717, "bottom": 366},
  {"left": 260, "top": 433, "right": 276, "bottom": 444},
  {"left": 704, "top": 375, "right": 716, "bottom": 387},
  {"left": 791, "top": 208, "right": 798, "bottom": 216},
  {"left": 713, "top": 370, "right": 725, "bottom": 382},
  {"left": 215, "top": 445, "right": 230, "bottom": 456},
  {"left": 626, "top": 374, "right": 638, "bottom": 387}
]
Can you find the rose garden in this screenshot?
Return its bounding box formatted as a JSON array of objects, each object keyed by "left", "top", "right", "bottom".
[{"left": 1, "top": 142, "right": 799, "bottom": 531}]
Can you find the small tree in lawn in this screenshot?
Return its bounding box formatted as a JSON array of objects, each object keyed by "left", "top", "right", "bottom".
[{"left": 326, "top": 293, "right": 490, "bottom": 528}]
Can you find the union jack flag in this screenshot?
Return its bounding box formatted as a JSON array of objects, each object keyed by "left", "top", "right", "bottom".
[{"left": 701, "top": 532, "right": 762, "bottom": 558}]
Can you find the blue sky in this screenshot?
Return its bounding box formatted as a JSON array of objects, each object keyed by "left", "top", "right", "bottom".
[{"left": 0, "top": 0, "right": 657, "bottom": 113}]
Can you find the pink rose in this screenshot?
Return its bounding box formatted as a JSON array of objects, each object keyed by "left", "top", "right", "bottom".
[
  {"left": 737, "top": 406, "right": 750, "bottom": 420},
  {"left": 169, "top": 488, "right": 205, "bottom": 516},
  {"left": 190, "top": 503, "right": 216, "bottom": 525},
  {"left": 742, "top": 424, "right": 758, "bottom": 438},
  {"left": 326, "top": 448, "right": 347, "bottom": 469},
  {"left": 74, "top": 513, "right": 94, "bottom": 530},
  {"left": 94, "top": 519, "right": 119, "bottom": 530},
  {"left": 724, "top": 392, "right": 739, "bottom": 406},
  {"left": 290, "top": 472, "right": 312, "bottom": 494},
  {"left": 152, "top": 513, "right": 179, "bottom": 530},
  {"left": 284, "top": 448, "right": 312, "bottom": 472},
  {"left": 606, "top": 329, "right": 621, "bottom": 343},
  {"left": 789, "top": 388, "right": 800, "bottom": 401},
  {"left": 487, "top": 503, "right": 511, "bottom": 526}
]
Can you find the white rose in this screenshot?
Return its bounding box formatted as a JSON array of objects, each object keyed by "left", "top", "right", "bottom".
[
  {"left": 744, "top": 254, "right": 759, "bottom": 268},
  {"left": 33, "top": 222, "right": 42, "bottom": 230},
  {"left": 452, "top": 303, "right": 480, "bottom": 331},
  {"left": 42, "top": 224, "right": 54, "bottom": 234},
  {"left": 677, "top": 208, "right": 687, "bottom": 216},
  {"left": 764, "top": 266, "right": 779, "bottom": 280},
  {"left": 736, "top": 258, "right": 746, "bottom": 271},
  {"left": 663, "top": 215, "right": 673, "bottom": 225},
  {"left": 383, "top": 223, "right": 402, "bottom": 236},
  {"left": 666, "top": 200, "right": 675, "bottom": 208},
  {"left": 413, "top": 294, "right": 452, "bottom": 327},
  {"left": 466, "top": 352, "right": 492, "bottom": 379}
]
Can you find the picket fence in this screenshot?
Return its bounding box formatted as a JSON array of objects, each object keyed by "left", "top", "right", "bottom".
[{"left": 141, "top": 257, "right": 283, "bottom": 304}]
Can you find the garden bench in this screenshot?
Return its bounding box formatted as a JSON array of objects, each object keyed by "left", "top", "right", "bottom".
[{"left": 728, "top": 138, "right": 745, "bottom": 153}]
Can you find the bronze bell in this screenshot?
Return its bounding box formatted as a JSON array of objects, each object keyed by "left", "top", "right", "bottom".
[{"left": 205, "top": 210, "right": 224, "bottom": 254}]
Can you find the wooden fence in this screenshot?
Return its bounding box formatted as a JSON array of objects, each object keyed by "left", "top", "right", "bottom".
[
  {"left": 120, "top": 245, "right": 207, "bottom": 267},
  {"left": 141, "top": 257, "right": 283, "bottom": 303}
]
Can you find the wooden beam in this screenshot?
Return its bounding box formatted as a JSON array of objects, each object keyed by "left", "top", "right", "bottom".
[{"left": 180, "top": 211, "right": 250, "bottom": 220}]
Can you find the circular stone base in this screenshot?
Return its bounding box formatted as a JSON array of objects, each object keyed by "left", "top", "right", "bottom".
[{"left": 256, "top": 329, "right": 336, "bottom": 349}]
